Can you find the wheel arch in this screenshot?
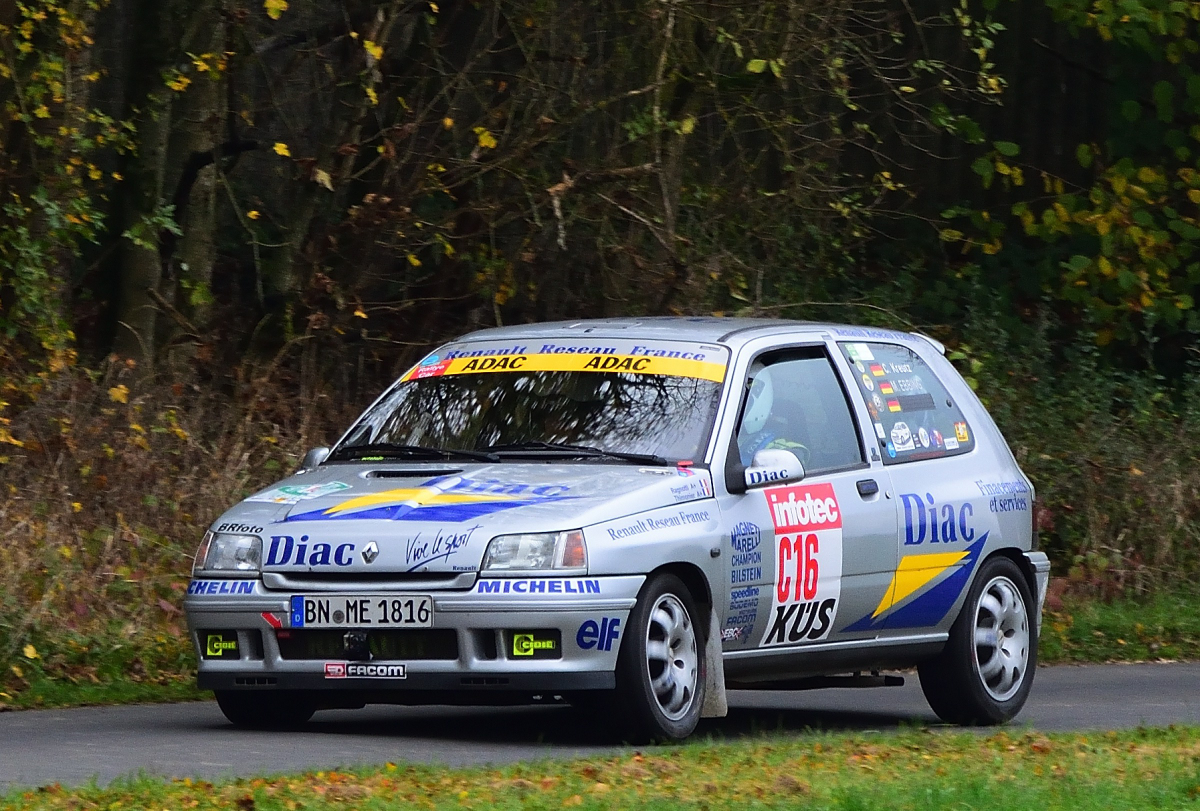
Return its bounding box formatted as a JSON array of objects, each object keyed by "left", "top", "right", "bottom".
[
  {"left": 648, "top": 562, "right": 714, "bottom": 625},
  {"left": 988, "top": 546, "right": 1039, "bottom": 604}
]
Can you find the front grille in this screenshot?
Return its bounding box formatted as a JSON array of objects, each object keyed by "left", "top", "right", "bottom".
[
  {"left": 262, "top": 571, "right": 475, "bottom": 591},
  {"left": 234, "top": 677, "right": 277, "bottom": 686},
  {"left": 275, "top": 628, "right": 459, "bottom": 660}
]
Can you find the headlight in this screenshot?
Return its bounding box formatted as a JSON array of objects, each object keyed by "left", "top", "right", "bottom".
[
  {"left": 481, "top": 530, "right": 587, "bottom": 574},
  {"left": 192, "top": 531, "right": 262, "bottom": 576}
]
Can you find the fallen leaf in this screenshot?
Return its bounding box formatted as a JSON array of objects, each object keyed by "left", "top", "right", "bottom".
[
  {"left": 273, "top": 142, "right": 291, "bottom": 157},
  {"left": 22, "top": 645, "right": 38, "bottom": 660},
  {"left": 312, "top": 168, "right": 334, "bottom": 191}
]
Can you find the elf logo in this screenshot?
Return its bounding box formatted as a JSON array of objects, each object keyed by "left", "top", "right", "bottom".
[{"left": 576, "top": 617, "right": 621, "bottom": 651}]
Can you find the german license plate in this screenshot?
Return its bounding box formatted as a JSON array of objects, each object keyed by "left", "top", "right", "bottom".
[{"left": 289, "top": 595, "right": 433, "bottom": 628}]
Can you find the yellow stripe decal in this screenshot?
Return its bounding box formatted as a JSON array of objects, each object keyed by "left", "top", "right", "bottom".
[
  {"left": 403, "top": 353, "right": 726, "bottom": 383},
  {"left": 871, "top": 550, "right": 969, "bottom": 618}
]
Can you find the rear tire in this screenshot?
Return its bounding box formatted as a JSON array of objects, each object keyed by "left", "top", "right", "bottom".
[
  {"left": 614, "top": 573, "right": 706, "bottom": 743},
  {"left": 215, "top": 690, "right": 316, "bottom": 729},
  {"left": 918, "top": 556, "right": 1037, "bottom": 725}
]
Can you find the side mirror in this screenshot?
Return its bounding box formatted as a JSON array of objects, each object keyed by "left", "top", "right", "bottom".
[
  {"left": 299, "top": 446, "right": 330, "bottom": 471},
  {"left": 743, "top": 449, "right": 804, "bottom": 490}
]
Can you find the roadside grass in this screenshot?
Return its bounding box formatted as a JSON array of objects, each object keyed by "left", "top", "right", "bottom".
[
  {"left": 4, "top": 727, "right": 1200, "bottom": 809},
  {"left": 1040, "top": 589, "right": 1200, "bottom": 663}
]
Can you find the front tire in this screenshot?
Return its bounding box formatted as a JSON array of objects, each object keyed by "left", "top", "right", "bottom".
[
  {"left": 918, "top": 556, "right": 1037, "bottom": 725},
  {"left": 614, "top": 573, "right": 706, "bottom": 743},
  {"left": 215, "top": 690, "right": 316, "bottom": 729}
]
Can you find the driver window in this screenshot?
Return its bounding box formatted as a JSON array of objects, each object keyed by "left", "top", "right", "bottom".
[{"left": 736, "top": 354, "right": 864, "bottom": 473}]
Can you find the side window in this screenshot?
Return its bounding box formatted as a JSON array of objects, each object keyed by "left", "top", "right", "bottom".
[
  {"left": 838, "top": 341, "right": 976, "bottom": 464},
  {"left": 735, "top": 351, "right": 864, "bottom": 473}
]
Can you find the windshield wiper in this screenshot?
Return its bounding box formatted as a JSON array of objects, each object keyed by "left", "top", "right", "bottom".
[
  {"left": 481, "top": 440, "right": 670, "bottom": 466},
  {"left": 329, "top": 443, "right": 500, "bottom": 463}
]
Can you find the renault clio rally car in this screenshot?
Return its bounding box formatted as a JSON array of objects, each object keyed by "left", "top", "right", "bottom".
[{"left": 185, "top": 318, "right": 1050, "bottom": 741}]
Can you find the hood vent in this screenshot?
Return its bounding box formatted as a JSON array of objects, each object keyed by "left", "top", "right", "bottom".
[{"left": 363, "top": 468, "right": 463, "bottom": 479}]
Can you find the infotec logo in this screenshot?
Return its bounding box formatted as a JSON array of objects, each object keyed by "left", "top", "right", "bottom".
[
  {"left": 765, "top": 483, "right": 842, "bottom": 532},
  {"left": 205, "top": 634, "right": 238, "bottom": 658}
]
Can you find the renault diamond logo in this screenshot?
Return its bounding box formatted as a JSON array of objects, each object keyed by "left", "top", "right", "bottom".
[{"left": 362, "top": 541, "right": 379, "bottom": 564}]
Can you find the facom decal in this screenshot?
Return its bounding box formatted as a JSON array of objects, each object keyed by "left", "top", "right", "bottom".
[
  {"left": 605, "top": 508, "right": 711, "bottom": 540},
  {"left": 576, "top": 617, "right": 621, "bottom": 651},
  {"left": 324, "top": 662, "right": 347, "bottom": 678},
  {"left": 285, "top": 475, "right": 572, "bottom": 523},
  {"left": 730, "top": 522, "right": 762, "bottom": 586},
  {"left": 246, "top": 481, "right": 351, "bottom": 505},
  {"left": 475, "top": 578, "right": 601, "bottom": 595},
  {"left": 348, "top": 663, "right": 406, "bottom": 678},
  {"left": 760, "top": 483, "right": 843, "bottom": 647},
  {"left": 216, "top": 522, "right": 264, "bottom": 534},
  {"left": 900, "top": 493, "right": 977, "bottom": 545},
  {"left": 187, "top": 579, "right": 256, "bottom": 596}
]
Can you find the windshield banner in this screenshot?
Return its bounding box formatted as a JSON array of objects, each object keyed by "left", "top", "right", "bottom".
[{"left": 402, "top": 339, "right": 728, "bottom": 383}]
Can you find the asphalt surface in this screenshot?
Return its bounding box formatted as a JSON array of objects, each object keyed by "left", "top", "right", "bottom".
[{"left": 1, "top": 662, "right": 1198, "bottom": 789}]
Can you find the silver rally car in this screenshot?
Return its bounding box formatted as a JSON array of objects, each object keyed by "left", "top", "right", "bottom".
[{"left": 185, "top": 318, "right": 1049, "bottom": 740}]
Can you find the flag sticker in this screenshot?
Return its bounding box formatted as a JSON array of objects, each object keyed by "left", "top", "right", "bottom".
[
  {"left": 879, "top": 381, "right": 895, "bottom": 395},
  {"left": 870, "top": 364, "right": 886, "bottom": 377},
  {"left": 887, "top": 399, "right": 902, "bottom": 413}
]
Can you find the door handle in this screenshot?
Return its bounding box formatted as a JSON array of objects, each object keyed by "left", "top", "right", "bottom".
[{"left": 856, "top": 479, "right": 879, "bottom": 497}]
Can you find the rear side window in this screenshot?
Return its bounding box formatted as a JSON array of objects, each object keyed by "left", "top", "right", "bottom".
[{"left": 838, "top": 342, "right": 975, "bottom": 464}]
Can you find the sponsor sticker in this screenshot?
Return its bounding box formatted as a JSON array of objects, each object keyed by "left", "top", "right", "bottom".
[
  {"left": 576, "top": 617, "right": 621, "bottom": 651},
  {"left": 325, "top": 662, "right": 407, "bottom": 679},
  {"left": 890, "top": 421, "right": 916, "bottom": 452},
  {"left": 954, "top": 422, "right": 970, "bottom": 443},
  {"left": 188, "top": 579, "right": 255, "bottom": 596},
  {"left": 203, "top": 632, "right": 239, "bottom": 659},
  {"left": 860, "top": 374, "right": 874, "bottom": 392},
  {"left": 510, "top": 631, "right": 560, "bottom": 659},
  {"left": 399, "top": 342, "right": 727, "bottom": 383},
  {"left": 474, "top": 578, "right": 601, "bottom": 595},
  {"left": 246, "top": 481, "right": 351, "bottom": 505},
  {"left": 760, "top": 483, "right": 843, "bottom": 647}
]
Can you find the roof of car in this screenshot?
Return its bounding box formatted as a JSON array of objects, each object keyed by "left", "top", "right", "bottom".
[{"left": 458, "top": 316, "right": 914, "bottom": 347}]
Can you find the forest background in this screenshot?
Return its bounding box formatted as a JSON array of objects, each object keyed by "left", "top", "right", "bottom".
[{"left": 1, "top": 0, "right": 1199, "bottom": 700}]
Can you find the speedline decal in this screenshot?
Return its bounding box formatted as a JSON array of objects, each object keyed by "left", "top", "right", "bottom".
[{"left": 403, "top": 352, "right": 726, "bottom": 382}]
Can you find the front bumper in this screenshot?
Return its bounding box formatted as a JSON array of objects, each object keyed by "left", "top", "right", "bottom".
[{"left": 185, "top": 575, "right": 644, "bottom": 696}]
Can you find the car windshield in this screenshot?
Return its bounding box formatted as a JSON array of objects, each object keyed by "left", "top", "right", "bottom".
[{"left": 334, "top": 339, "right": 729, "bottom": 463}]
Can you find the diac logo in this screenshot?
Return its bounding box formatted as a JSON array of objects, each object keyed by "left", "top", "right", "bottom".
[{"left": 512, "top": 634, "right": 556, "bottom": 656}]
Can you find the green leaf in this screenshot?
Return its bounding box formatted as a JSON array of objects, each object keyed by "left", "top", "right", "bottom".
[
  {"left": 971, "top": 156, "right": 995, "bottom": 188},
  {"left": 1075, "top": 143, "right": 1093, "bottom": 168},
  {"left": 746, "top": 59, "right": 767, "bottom": 74},
  {"left": 993, "top": 140, "right": 1020, "bottom": 157},
  {"left": 939, "top": 229, "right": 965, "bottom": 242},
  {"left": 1153, "top": 80, "right": 1175, "bottom": 122},
  {"left": 1121, "top": 100, "right": 1142, "bottom": 122}
]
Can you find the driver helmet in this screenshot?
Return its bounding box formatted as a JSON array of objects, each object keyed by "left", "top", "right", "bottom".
[{"left": 742, "top": 365, "right": 774, "bottom": 434}]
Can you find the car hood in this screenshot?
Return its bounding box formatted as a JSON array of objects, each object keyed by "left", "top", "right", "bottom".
[{"left": 216, "top": 462, "right": 713, "bottom": 573}]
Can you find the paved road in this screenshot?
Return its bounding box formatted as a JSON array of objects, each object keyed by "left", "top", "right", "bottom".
[{"left": 2, "top": 662, "right": 1198, "bottom": 789}]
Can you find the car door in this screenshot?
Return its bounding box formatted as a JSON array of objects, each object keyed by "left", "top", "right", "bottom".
[
  {"left": 716, "top": 344, "right": 899, "bottom": 652},
  {"left": 832, "top": 339, "right": 990, "bottom": 638}
]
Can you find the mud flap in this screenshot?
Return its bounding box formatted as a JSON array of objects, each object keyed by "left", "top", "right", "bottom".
[{"left": 700, "top": 605, "right": 728, "bottom": 718}]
